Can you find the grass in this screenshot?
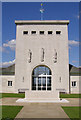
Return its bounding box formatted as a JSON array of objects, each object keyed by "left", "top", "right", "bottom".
[
  {"left": 62, "top": 106, "right": 81, "bottom": 120},
  {"left": 0, "top": 93, "right": 81, "bottom": 99},
  {"left": 0, "top": 93, "right": 25, "bottom": 99},
  {"left": 60, "top": 93, "right": 81, "bottom": 98},
  {"left": 1, "top": 105, "right": 23, "bottom": 119}
]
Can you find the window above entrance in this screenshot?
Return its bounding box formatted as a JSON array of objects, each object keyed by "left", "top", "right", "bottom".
[{"left": 32, "top": 66, "right": 51, "bottom": 76}]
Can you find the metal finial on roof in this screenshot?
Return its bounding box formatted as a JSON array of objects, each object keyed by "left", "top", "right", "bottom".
[{"left": 40, "top": 3, "right": 44, "bottom": 20}]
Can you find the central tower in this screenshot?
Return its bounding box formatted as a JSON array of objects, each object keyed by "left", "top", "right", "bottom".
[{"left": 15, "top": 20, "right": 69, "bottom": 101}]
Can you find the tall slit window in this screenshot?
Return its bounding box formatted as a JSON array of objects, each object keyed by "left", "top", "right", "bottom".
[{"left": 32, "top": 66, "right": 52, "bottom": 91}]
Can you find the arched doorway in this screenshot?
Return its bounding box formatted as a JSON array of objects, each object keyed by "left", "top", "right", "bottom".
[{"left": 32, "top": 65, "right": 52, "bottom": 91}]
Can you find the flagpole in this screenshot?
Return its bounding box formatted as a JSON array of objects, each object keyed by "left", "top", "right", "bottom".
[
  {"left": 41, "top": 11, "right": 43, "bottom": 20},
  {"left": 40, "top": 3, "right": 44, "bottom": 20}
]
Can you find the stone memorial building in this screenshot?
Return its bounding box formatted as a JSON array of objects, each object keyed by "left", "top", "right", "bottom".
[{"left": 15, "top": 20, "right": 69, "bottom": 101}]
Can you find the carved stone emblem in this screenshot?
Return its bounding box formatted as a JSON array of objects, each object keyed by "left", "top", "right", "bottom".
[
  {"left": 53, "top": 49, "right": 57, "bottom": 63},
  {"left": 41, "top": 48, "right": 44, "bottom": 62},
  {"left": 28, "top": 49, "right": 32, "bottom": 63}
]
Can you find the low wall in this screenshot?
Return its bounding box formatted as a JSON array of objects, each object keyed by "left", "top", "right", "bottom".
[
  {"left": 25, "top": 90, "right": 59, "bottom": 101},
  {"left": 0, "top": 75, "right": 15, "bottom": 93}
]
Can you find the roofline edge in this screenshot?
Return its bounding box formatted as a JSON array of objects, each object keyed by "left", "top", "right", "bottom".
[{"left": 15, "top": 20, "right": 70, "bottom": 25}]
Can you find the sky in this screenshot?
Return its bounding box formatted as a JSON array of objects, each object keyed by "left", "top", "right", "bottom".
[{"left": 0, "top": 2, "right": 80, "bottom": 67}]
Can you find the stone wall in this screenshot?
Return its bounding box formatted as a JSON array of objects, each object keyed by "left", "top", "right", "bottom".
[
  {"left": 0, "top": 75, "right": 15, "bottom": 93},
  {"left": 0, "top": 75, "right": 81, "bottom": 94},
  {"left": 70, "top": 76, "right": 81, "bottom": 94},
  {"left": 15, "top": 20, "right": 69, "bottom": 100}
]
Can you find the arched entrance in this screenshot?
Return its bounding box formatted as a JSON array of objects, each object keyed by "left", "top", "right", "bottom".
[{"left": 32, "top": 65, "right": 52, "bottom": 91}]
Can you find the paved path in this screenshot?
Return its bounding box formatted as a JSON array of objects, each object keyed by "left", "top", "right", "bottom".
[
  {"left": 0, "top": 98, "right": 80, "bottom": 119},
  {"left": 16, "top": 103, "right": 69, "bottom": 118}
]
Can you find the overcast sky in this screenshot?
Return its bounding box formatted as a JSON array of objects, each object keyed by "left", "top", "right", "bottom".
[{"left": 0, "top": 2, "right": 80, "bottom": 67}]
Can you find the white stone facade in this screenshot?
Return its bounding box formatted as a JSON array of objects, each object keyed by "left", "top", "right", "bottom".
[
  {"left": 0, "top": 75, "right": 15, "bottom": 93},
  {"left": 70, "top": 76, "right": 81, "bottom": 94},
  {"left": 0, "top": 20, "right": 80, "bottom": 96},
  {"left": 0, "top": 75, "right": 81, "bottom": 94},
  {"left": 15, "top": 20, "right": 69, "bottom": 100}
]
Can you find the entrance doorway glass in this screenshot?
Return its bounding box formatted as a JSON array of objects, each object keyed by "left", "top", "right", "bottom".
[{"left": 32, "top": 66, "right": 52, "bottom": 91}]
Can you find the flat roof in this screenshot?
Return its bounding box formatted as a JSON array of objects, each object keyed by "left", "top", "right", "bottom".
[{"left": 15, "top": 20, "right": 69, "bottom": 25}]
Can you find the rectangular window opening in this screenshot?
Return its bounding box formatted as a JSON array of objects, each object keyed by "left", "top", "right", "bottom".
[
  {"left": 72, "top": 81, "right": 76, "bottom": 87},
  {"left": 23, "top": 31, "right": 28, "bottom": 35},
  {"left": 48, "top": 31, "right": 53, "bottom": 34},
  {"left": 8, "top": 81, "right": 12, "bottom": 86},
  {"left": 31, "top": 31, "right": 36, "bottom": 34},
  {"left": 56, "top": 31, "right": 61, "bottom": 34},
  {"left": 40, "top": 31, "right": 44, "bottom": 35}
]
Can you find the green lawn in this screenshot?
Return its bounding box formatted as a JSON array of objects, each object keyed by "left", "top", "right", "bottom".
[
  {"left": 1, "top": 105, "right": 23, "bottom": 119},
  {"left": 62, "top": 106, "right": 81, "bottom": 120},
  {"left": 0, "top": 93, "right": 25, "bottom": 99},
  {"left": 60, "top": 93, "right": 81, "bottom": 98},
  {"left": 0, "top": 93, "right": 81, "bottom": 99}
]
